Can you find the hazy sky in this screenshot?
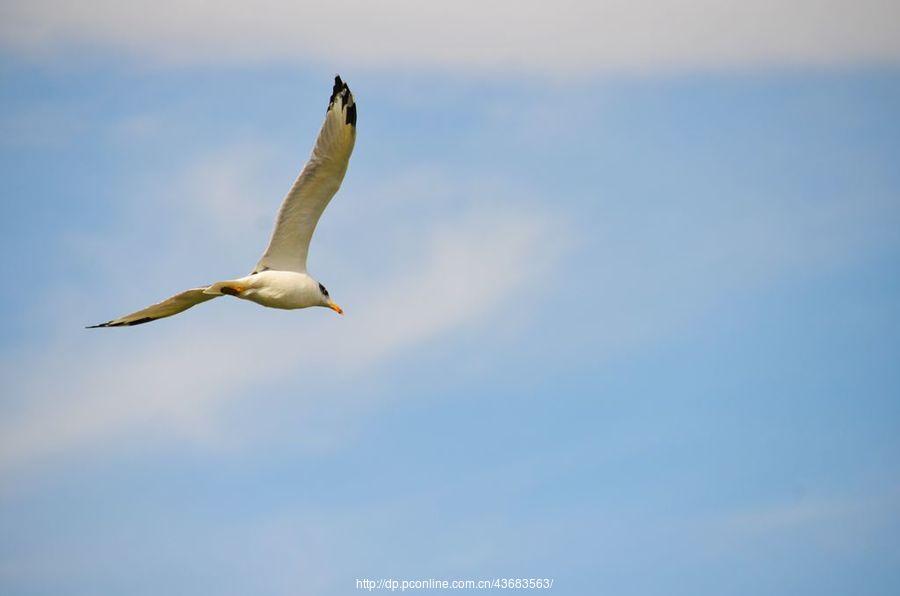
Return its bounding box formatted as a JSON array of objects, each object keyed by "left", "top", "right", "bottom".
[{"left": 1, "top": 3, "right": 899, "bottom": 595}]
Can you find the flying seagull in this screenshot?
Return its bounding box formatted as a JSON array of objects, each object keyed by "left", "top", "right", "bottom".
[{"left": 88, "top": 76, "right": 356, "bottom": 328}]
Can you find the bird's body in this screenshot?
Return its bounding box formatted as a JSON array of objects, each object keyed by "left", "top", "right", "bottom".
[
  {"left": 88, "top": 76, "right": 356, "bottom": 328},
  {"left": 205, "top": 271, "right": 334, "bottom": 311}
]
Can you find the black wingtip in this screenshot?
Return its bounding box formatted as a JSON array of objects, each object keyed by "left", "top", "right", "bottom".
[
  {"left": 327, "top": 75, "right": 355, "bottom": 126},
  {"left": 329, "top": 75, "right": 346, "bottom": 107},
  {"left": 85, "top": 316, "right": 156, "bottom": 329},
  {"left": 124, "top": 317, "right": 156, "bottom": 326}
]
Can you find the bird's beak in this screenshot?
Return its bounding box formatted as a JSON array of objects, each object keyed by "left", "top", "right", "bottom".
[{"left": 327, "top": 301, "right": 344, "bottom": 315}]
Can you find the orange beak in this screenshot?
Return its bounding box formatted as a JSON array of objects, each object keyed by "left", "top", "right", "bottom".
[{"left": 327, "top": 302, "right": 344, "bottom": 315}]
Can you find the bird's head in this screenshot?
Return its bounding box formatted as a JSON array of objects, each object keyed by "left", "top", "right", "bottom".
[{"left": 317, "top": 282, "right": 343, "bottom": 315}]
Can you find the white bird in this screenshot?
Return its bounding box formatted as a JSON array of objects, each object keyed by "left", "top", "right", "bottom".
[{"left": 88, "top": 76, "right": 356, "bottom": 328}]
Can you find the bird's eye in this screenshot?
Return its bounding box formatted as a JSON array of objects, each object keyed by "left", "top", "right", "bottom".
[{"left": 318, "top": 283, "right": 329, "bottom": 297}]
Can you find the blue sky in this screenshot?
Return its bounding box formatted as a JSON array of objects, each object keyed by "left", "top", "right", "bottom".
[{"left": 1, "top": 3, "right": 900, "bottom": 595}]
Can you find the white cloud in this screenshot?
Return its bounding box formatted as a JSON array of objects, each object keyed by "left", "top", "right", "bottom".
[
  {"left": 2, "top": 1, "right": 898, "bottom": 74},
  {"left": 0, "top": 102, "right": 88, "bottom": 148},
  {"left": 178, "top": 144, "right": 279, "bottom": 237},
  {"left": 0, "top": 149, "right": 563, "bottom": 473},
  {"left": 706, "top": 488, "right": 900, "bottom": 553}
]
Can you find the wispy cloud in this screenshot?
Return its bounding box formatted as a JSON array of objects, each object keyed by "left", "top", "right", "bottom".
[
  {"left": 0, "top": 102, "right": 88, "bottom": 149},
  {"left": 706, "top": 488, "right": 900, "bottom": 554},
  {"left": 2, "top": 1, "right": 899, "bottom": 74},
  {"left": 0, "top": 147, "right": 565, "bottom": 473}
]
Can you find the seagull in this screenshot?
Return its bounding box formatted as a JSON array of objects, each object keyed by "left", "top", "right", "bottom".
[{"left": 88, "top": 76, "right": 356, "bottom": 328}]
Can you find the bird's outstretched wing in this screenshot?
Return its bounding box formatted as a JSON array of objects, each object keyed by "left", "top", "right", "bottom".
[
  {"left": 253, "top": 75, "right": 357, "bottom": 274},
  {"left": 86, "top": 288, "right": 218, "bottom": 328}
]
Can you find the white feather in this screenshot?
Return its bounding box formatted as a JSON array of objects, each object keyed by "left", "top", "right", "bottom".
[{"left": 254, "top": 78, "right": 356, "bottom": 274}]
